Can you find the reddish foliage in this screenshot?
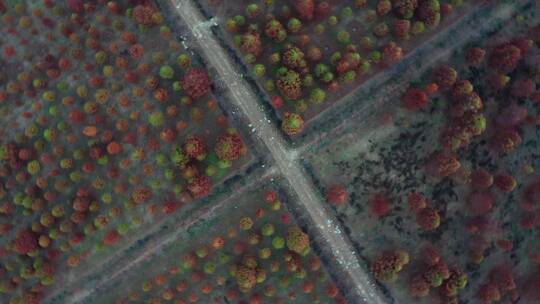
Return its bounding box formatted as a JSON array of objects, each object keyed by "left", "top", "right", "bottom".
[
  {"left": 0, "top": 223, "right": 12, "bottom": 235},
  {"left": 107, "top": 142, "right": 123, "bottom": 155},
  {"left": 187, "top": 176, "right": 212, "bottom": 198},
  {"left": 433, "top": 66, "right": 458, "bottom": 90},
  {"left": 277, "top": 70, "right": 302, "bottom": 100},
  {"left": 133, "top": 5, "right": 156, "bottom": 27},
  {"left": 466, "top": 47, "right": 486, "bottom": 65},
  {"left": 382, "top": 42, "right": 403, "bottom": 66},
  {"left": 511, "top": 78, "right": 535, "bottom": 97},
  {"left": 496, "top": 239, "right": 513, "bottom": 252},
  {"left": 326, "top": 184, "right": 349, "bottom": 206},
  {"left": 489, "top": 43, "right": 522, "bottom": 73},
  {"left": 132, "top": 187, "right": 152, "bottom": 204},
  {"left": 369, "top": 193, "right": 391, "bottom": 218},
  {"left": 316, "top": 1, "right": 331, "bottom": 17},
  {"left": 407, "top": 192, "right": 427, "bottom": 213},
  {"left": 511, "top": 37, "right": 533, "bottom": 55},
  {"left": 67, "top": 0, "right": 84, "bottom": 13},
  {"left": 409, "top": 273, "right": 430, "bottom": 297},
  {"left": 13, "top": 230, "right": 38, "bottom": 255},
  {"left": 421, "top": 245, "right": 441, "bottom": 266},
  {"left": 471, "top": 168, "right": 493, "bottom": 190},
  {"left": 370, "top": 250, "right": 409, "bottom": 282},
  {"left": 522, "top": 273, "right": 540, "bottom": 302},
  {"left": 103, "top": 230, "right": 121, "bottom": 246},
  {"left": 494, "top": 174, "right": 517, "bottom": 193},
  {"left": 326, "top": 284, "right": 339, "bottom": 298},
  {"left": 426, "top": 152, "right": 461, "bottom": 177},
  {"left": 468, "top": 192, "right": 495, "bottom": 216},
  {"left": 489, "top": 266, "right": 516, "bottom": 293},
  {"left": 393, "top": 19, "right": 411, "bottom": 40},
  {"left": 182, "top": 68, "right": 211, "bottom": 99},
  {"left": 162, "top": 201, "right": 181, "bottom": 214},
  {"left": 477, "top": 282, "right": 501, "bottom": 303},
  {"left": 264, "top": 190, "right": 278, "bottom": 203},
  {"left": 215, "top": 133, "right": 243, "bottom": 161},
  {"left": 523, "top": 181, "right": 540, "bottom": 207},
  {"left": 272, "top": 96, "right": 284, "bottom": 108},
  {"left": 294, "top": 0, "right": 315, "bottom": 21},
  {"left": 241, "top": 31, "right": 263, "bottom": 57},
  {"left": 69, "top": 109, "right": 85, "bottom": 124},
  {"left": 402, "top": 88, "right": 428, "bottom": 111},
  {"left": 416, "top": 207, "right": 440, "bottom": 230},
  {"left": 281, "top": 112, "right": 304, "bottom": 136},
  {"left": 495, "top": 103, "right": 528, "bottom": 127},
  {"left": 184, "top": 136, "right": 207, "bottom": 159},
  {"left": 467, "top": 216, "right": 494, "bottom": 233},
  {"left": 490, "top": 128, "right": 522, "bottom": 154}
]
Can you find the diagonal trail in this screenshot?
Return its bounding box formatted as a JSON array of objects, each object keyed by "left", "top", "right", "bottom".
[
  {"left": 171, "top": 0, "right": 388, "bottom": 302},
  {"left": 49, "top": 165, "right": 277, "bottom": 303}
]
